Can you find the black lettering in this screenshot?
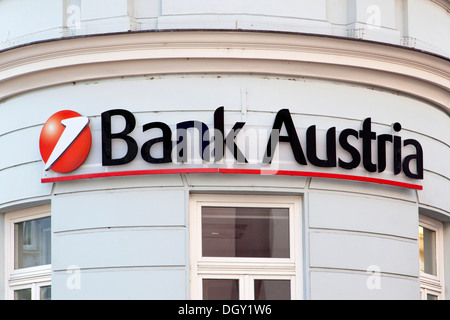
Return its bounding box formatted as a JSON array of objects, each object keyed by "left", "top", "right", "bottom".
[
  {"left": 176, "top": 120, "right": 210, "bottom": 163},
  {"left": 338, "top": 128, "right": 361, "bottom": 170},
  {"left": 101, "top": 109, "right": 138, "bottom": 166},
  {"left": 214, "top": 107, "right": 247, "bottom": 163},
  {"left": 402, "top": 139, "right": 424, "bottom": 179},
  {"left": 393, "top": 123, "right": 402, "bottom": 175},
  {"left": 98, "top": 108, "right": 425, "bottom": 182},
  {"left": 214, "top": 107, "right": 225, "bottom": 161},
  {"left": 359, "top": 118, "right": 377, "bottom": 172},
  {"left": 141, "top": 122, "right": 173, "bottom": 164},
  {"left": 306, "top": 125, "right": 337, "bottom": 167},
  {"left": 377, "top": 134, "right": 393, "bottom": 173},
  {"left": 263, "top": 109, "right": 306, "bottom": 165}
]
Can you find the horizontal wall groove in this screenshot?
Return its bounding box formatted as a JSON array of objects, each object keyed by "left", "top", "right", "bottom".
[
  {"left": 53, "top": 225, "right": 187, "bottom": 235},
  {"left": 0, "top": 160, "right": 42, "bottom": 173},
  {"left": 308, "top": 227, "right": 418, "bottom": 242},
  {"left": 52, "top": 185, "right": 187, "bottom": 197},
  {"left": 0, "top": 123, "right": 43, "bottom": 138},
  {"left": 307, "top": 185, "right": 418, "bottom": 203},
  {"left": 52, "top": 265, "right": 186, "bottom": 273},
  {"left": 309, "top": 266, "right": 419, "bottom": 280},
  {"left": 423, "top": 169, "right": 450, "bottom": 182}
]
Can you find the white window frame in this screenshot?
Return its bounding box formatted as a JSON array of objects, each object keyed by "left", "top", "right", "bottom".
[
  {"left": 189, "top": 194, "right": 302, "bottom": 300},
  {"left": 4, "top": 205, "right": 51, "bottom": 300},
  {"left": 419, "top": 214, "right": 444, "bottom": 300}
]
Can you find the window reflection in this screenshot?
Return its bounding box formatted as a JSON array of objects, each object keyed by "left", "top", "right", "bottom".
[
  {"left": 426, "top": 293, "right": 438, "bottom": 300},
  {"left": 419, "top": 226, "right": 437, "bottom": 276},
  {"left": 203, "top": 279, "right": 239, "bottom": 300},
  {"left": 254, "top": 279, "right": 291, "bottom": 300},
  {"left": 14, "top": 288, "right": 32, "bottom": 300},
  {"left": 40, "top": 285, "right": 51, "bottom": 300},
  {"left": 14, "top": 217, "right": 51, "bottom": 269},
  {"left": 202, "top": 207, "right": 289, "bottom": 258}
]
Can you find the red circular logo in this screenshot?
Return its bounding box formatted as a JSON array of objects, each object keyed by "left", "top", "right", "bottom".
[{"left": 39, "top": 110, "right": 92, "bottom": 173}]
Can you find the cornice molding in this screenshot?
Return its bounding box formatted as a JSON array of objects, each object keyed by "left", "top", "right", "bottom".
[
  {"left": 430, "top": 0, "right": 450, "bottom": 12},
  {"left": 0, "top": 30, "right": 448, "bottom": 115}
]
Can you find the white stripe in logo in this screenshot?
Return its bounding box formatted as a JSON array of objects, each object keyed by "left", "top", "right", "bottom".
[{"left": 44, "top": 116, "right": 90, "bottom": 171}]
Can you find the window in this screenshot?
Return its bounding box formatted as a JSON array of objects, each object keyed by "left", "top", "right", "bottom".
[
  {"left": 190, "top": 194, "right": 302, "bottom": 300},
  {"left": 4, "top": 205, "right": 51, "bottom": 300},
  {"left": 419, "top": 215, "right": 444, "bottom": 300}
]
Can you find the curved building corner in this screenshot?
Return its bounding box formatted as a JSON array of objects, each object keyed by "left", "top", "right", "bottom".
[{"left": 0, "top": 0, "right": 449, "bottom": 300}]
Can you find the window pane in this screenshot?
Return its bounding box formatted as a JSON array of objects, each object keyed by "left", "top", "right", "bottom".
[
  {"left": 254, "top": 280, "right": 291, "bottom": 300},
  {"left": 426, "top": 293, "right": 438, "bottom": 300},
  {"left": 14, "top": 216, "right": 51, "bottom": 269},
  {"left": 202, "top": 207, "right": 289, "bottom": 258},
  {"left": 203, "top": 279, "right": 239, "bottom": 300},
  {"left": 419, "top": 226, "right": 437, "bottom": 276},
  {"left": 14, "top": 288, "right": 32, "bottom": 300},
  {"left": 40, "top": 285, "right": 51, "bottom": 300}
]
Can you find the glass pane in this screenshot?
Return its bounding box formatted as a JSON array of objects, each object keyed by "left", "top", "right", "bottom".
[
  {"left": 202, "top": 207, "right": 289, "bottom": 258},
  {"left": 14, "top": 216, "right": 51, "bottom": 269},
  {"left": 427, "top": 293, "right": 438, "bottom": 300},
  {"left": 254, "top": 280, "right": 291, "bottom": 300},
  {"left": 14, "top": 288, "right": 32, "bottom": 300},
  {"left": 203, "top": 279, "right": 239, "bottom": 300},
  {"left": 419, "top": 226, "right": 437, "bottom": 276},
  {"left": 40, "top": 285, "right": 51, "bottom": 300}
]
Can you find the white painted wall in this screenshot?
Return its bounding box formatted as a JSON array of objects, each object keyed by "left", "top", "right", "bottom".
[
  {"left": 0, "top": 213, "right": 4, "bottom": 300},
  {"left": 407, "top": 0, "right": 450, "bottom": 57},
  {"left": 0, "top": 0, "right": 448, "bottom": 57},
  {"left": 0, "top": 0, "right": 63, "bottom": 47},
  {"left": 0, "top": 75, "right": 447, "bottom": 299}
]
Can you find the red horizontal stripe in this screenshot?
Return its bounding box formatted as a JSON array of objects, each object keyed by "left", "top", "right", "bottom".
[{"left": 41, "top": 168, "right": 423, "bottom": 190}]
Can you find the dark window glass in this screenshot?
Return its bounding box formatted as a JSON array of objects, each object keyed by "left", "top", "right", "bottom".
[
  {"left": 202, "top": 207, "right": 289, "bottom": 258},
  {"left": 40, "top": 285, "right": 51, "bottom": 300},
  {"left": 203, "top": 279, "right": 239, "bottom": 300},
  {"left": 14, "top": 288, "right": 32, "bottom": 300},
  {"left": 14, "top": 217, "right": 51, "bottom": 269},
  {"left": 254, "top": 280, "right": 291, "bottom": 300}
]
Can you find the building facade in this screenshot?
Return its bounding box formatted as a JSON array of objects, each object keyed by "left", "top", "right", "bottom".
[{"left": 0, "top": 0, "right": 449, "bottom": 300}]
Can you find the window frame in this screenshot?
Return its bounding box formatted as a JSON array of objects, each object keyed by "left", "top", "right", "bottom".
[
  {"left": 4, "top": 205, "right": 51, "bottom": 300},
  {"left": 419, "top": 214, "right": 444, "bottom": 300},
  {"left": 189, "top": 194, "right": 302, "bottom": 300}
]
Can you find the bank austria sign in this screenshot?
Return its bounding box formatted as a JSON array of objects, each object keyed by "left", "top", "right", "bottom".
[{"left": 39, "top": 107, "right": 424, "bottom": 189}]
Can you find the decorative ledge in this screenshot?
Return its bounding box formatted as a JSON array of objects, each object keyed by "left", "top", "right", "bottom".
[{"left": 0, "top": 30, "right": 448, "bottom": 114}]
